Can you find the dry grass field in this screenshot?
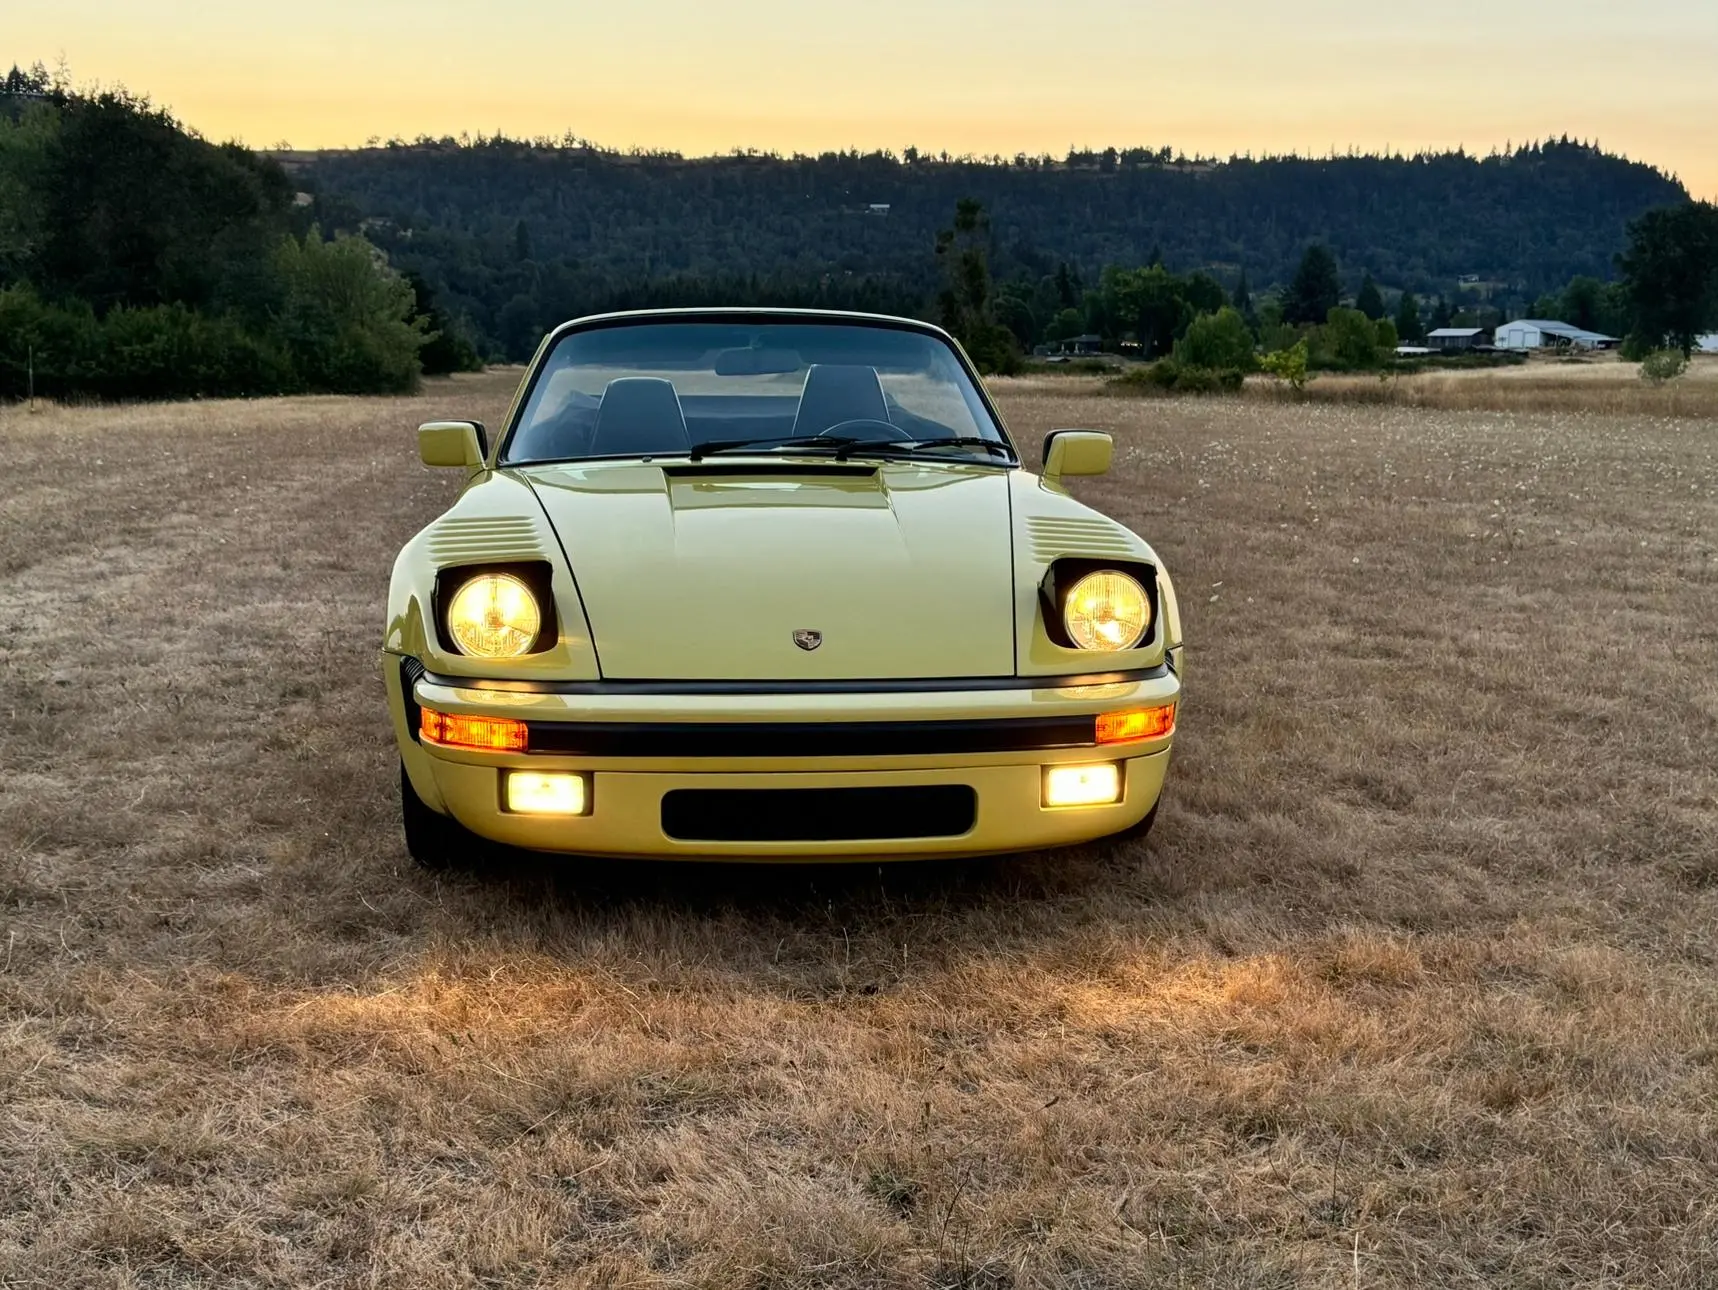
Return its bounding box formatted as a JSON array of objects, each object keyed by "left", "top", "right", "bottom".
[
  {"left": 1241, "top": 355, "right": 1718, "bottom": 417},
  {"left": 2, "top": 370, "right": 1717, "bottom": 1288}
]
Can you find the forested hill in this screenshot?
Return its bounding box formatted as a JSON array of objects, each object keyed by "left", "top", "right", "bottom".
[{"left": 292, "top": 140, "right": 1686, "bottom": 356}]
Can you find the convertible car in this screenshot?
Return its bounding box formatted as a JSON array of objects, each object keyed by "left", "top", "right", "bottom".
[{"left": 383, "top": 309, "right": 1183, "bottom": 867}]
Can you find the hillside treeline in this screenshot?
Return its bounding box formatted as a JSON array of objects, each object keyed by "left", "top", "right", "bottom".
[
  {"left": 298, "top": 134, "right": 1687, "bottom": 360},
  {"left": 0, "top": 66, "right": 479, "bottom": 401}
]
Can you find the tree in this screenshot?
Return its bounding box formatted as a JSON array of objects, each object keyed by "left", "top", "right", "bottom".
[
  {"left": 1282, "top": 245, "right": 1341, "bottom": 325},
  {"left": 1183, "top": 271, "right": 1227, "bottom": 317},
  {"left": 1044, "top": 307, "right": 1084, "bottom": 343},
  {"left": 1617, "top": 201, "right": 1718, "bottom": 355},
  {"left": 1095, "top": 264, "right": 1194, "bottom": 358},
  {"left": 935, "top": 198, "right": 1018, "bottom": 373},
  {"left": 1356, "top": 274, "right": 1385, "bottom": 320},
  {"left": 1560, "top": 275, "right": 1605, "bottom": 330},
  {"left": 1394, "top": 290, "right": 1424, "bottom": 342},
  {"left": 1430, "top": 295, "right": 1456, "bottom": 330},
  {"left": 1054, "top": 261, "right": 1080, "bottom": 309},
  {"left": 407, "top": 271, "right": 483, "bottom": 375},
  {"left": 512, "top": 218, "right": 532, "bottom": 262},
  {"left": 1315, "top": 307, "right": 1392, "bottom": 370},
  {"left": 1174, "top": 307, "right": 1257, "bottom": 371},
  {"left": 1231, "top": 269, "right": 1251, "bottom": 315},
  {"left": 272, "top": 230, "right": 427, "bottom": 393},
  {"left": 992, "top": 283, "right": 1037, "bottom": 350}
]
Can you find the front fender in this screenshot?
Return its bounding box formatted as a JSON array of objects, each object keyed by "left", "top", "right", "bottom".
[{"left": 384, "top": 470, "right": 600, "bottom": 681}]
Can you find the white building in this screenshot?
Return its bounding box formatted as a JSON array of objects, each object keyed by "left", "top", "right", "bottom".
[{"left": 1494, "top": 319, "right": 1619, "bottom": 351}]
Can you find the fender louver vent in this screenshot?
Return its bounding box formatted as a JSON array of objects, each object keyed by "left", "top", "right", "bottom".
[
  {"left": 428, "top": 516, "right": 543, "bottom": 563},
  {"left": 1026, "top": 516, "right": 1138, "bottom": 563}
]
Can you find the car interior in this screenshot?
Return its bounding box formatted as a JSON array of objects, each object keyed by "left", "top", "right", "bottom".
[{"left": 509, "top": 363, "right": 956, "bottom": 462}]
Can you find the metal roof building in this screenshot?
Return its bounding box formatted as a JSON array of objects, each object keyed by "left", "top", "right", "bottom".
[
  {"left": 1495, "top": 320, "right": 1619, "bottom": 351},
  {"left": 1426, "top": 327, "right": 1487, "bottom": 352}
]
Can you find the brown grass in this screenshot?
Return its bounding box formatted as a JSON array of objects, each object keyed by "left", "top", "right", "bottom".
[
  {"left": 1090, "top": 353, "right": 1718, "bottom": 417},
  {"left": 3, "top": 372, "right": 1717, "bottom": 1287}
]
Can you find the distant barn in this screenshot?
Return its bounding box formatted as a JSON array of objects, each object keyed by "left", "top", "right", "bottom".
[
  {"left": 1495, "top": 320, "right": 1619, "bottom": 351},
  {"left": 1426, "top": 327, "right": 1487, "bottom": 352}
]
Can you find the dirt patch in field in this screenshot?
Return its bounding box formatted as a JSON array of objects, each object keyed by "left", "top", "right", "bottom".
[{"left": 2, "top": 374, "right": 1716, "bottom": 1287}]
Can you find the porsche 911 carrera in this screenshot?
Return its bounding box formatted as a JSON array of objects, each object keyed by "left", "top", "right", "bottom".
[{"left": 383, "top": 309, "right": 1183, "bottom": 866}]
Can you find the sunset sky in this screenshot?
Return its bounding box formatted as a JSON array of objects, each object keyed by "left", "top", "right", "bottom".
[{"left": 14, "top": 0, "right": 1718, "bottom": 197}]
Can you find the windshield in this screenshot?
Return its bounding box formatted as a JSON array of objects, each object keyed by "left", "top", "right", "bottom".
[{"left": 502, "top": 321, "right": 1011, "bottom": 465}]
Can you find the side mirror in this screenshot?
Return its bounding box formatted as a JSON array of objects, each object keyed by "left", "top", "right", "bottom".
[
  {"left": 418, "top": 421, "right": 488, "bottom": 470},
  {"left": 1042, "top": 430, "right": 1113, "bottom": 483}
]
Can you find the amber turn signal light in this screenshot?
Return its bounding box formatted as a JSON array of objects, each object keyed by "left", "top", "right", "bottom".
[
  {"left": 420, "top": 708, "right": 529, "bottom": 752},
  {"left": 1095, "top": 704, "right": 1176, "bottom": 745}
]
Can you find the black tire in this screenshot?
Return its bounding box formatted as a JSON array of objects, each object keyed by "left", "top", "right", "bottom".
[
  {"left": 1100, "top": 801, "right": 1159, "bottom": 851},
  {"left": 400, "top": 761, "right": 484, "bottom": 871}
]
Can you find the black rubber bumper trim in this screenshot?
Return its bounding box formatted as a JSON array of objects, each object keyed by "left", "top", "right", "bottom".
[
  {"left": 522, "top": 715, "right": 1104, "bottom": 758},
  {"left": 417, "top": 664, "right": 1167, "bottom": 697}
]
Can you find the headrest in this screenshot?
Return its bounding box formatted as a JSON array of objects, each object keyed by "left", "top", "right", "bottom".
[
  {"left": 791, "top": 364, "right": 890, "bottom": 437},
  {"left": 591, "top": 378, "right": 689, "bottom": 457}
]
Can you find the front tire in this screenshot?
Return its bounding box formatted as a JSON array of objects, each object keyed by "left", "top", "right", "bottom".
[
  {"left": 400, "top": 761, "right": 484, "bottom": 870},
  {"left": 1098, "top": 801, "right": 1159, "bottom": 854}
]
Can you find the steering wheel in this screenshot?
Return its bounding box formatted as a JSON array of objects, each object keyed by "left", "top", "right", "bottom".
[{"left": 816, "top": 418, "right": 912, "bottom": 442}]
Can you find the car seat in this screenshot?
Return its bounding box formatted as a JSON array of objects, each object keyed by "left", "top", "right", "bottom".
[
  {"left": 790, "top": 365, "right": 891, "bottom": 437},
  {"left": 590, "top": 378, "right": 690, "bottom": 457}
]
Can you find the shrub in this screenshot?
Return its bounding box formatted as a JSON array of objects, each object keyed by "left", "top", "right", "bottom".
[
  {"left": 1620, "top": 332, "right": 1656, "bottom": 362},
  {"left": 1639, "top": 349, "right": 1690, "bottom": 384},
  {"left": 1259, "top": 339, "right": 1310, "bottom": 392},
  {"left": 1110, "top": 359, "right": 1244, "bottom": 396},
  {"left": 0, "top": 285, "right": 100, "bottom": 398}
]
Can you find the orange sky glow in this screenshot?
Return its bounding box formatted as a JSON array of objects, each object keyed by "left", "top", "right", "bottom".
[{"left": 14, "top": 0, "right": 1717, "bottom": 198}]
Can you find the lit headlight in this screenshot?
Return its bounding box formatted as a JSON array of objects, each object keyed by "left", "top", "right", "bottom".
[
  {"left": 446, "top": 572, "right": 541, "bottom": 658},
  {"left": 1063, "top": 570, "right": 1151, "bottom": 651}
]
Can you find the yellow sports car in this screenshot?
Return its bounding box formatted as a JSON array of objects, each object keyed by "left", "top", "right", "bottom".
[{"left": 383, "top": 309, "right": 1183, "bottom": 867}]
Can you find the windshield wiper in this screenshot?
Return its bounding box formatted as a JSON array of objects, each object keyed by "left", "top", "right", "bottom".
[
  {"left": 686, "top": 434, "right": 855, "bottom": 462},
  {"left": 832, "top": 437, "right": 1017, "bottom": 463}
]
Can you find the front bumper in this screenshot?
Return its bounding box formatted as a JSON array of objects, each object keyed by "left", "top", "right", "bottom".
[{"left": 385, "top": 658, "right": 1179, "bottom": 861}]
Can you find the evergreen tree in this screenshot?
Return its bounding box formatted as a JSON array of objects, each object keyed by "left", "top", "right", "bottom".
[
  {"left": 935, "top": 198, "right": 1018, "bottom": 372},
  {"left": 1231, "top": 269, "right": 1252, "bottom": 316},
  {"left": 1430, "top": 295, "right": 1456, "bottom": 329},
  {"left": 1054, "top": 260, "right": 1080, "bottom": 308},
  {"left": 1356, "top": 274, "right": 1385, "bottom": 320},
  {"left": 512, "top": 218, "right": 532, "bottom": 262},
  {"left": 1282, "top": 245, "right": 1341, "bottom": 325},
  {"left": 1394, "top": 290, "right": 1424, "bottom": 343}
]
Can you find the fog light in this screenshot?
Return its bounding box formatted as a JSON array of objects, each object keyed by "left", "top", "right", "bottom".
[
  {"left": 505, "top": 771, "right": 588, "bottom": 816},
  {"left": 1044, "top": 763, "right": 1122, "bottom": 808}
]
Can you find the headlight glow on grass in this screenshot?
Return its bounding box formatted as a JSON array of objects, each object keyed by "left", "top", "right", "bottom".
[
  {"left": 1096, "top": 703, "right": 1177, "bottom": 745},
  {"left": 420, "top": 708, "right": 529, "bottom": 752},
  {"left": 1044, "top": 763, "right": 1122, "bottom": 807},
  {"left": 504, "top": 771, "right": 588, "bottom": 816},
  {"left": 447, "top": 572, "right": 541, "bottom": 658}
]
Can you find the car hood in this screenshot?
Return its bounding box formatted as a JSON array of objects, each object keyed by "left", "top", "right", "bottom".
[{"left": 518, "top": 460, "right": 1016, "bottom": 680}]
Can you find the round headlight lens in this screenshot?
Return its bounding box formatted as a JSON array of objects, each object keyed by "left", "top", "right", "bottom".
[
  {"left": 1063, "top": 571, "right": 1151, "bottom": 651},
  {"left": 446, "top": 573, "right": 541, "bottom": 658}
]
